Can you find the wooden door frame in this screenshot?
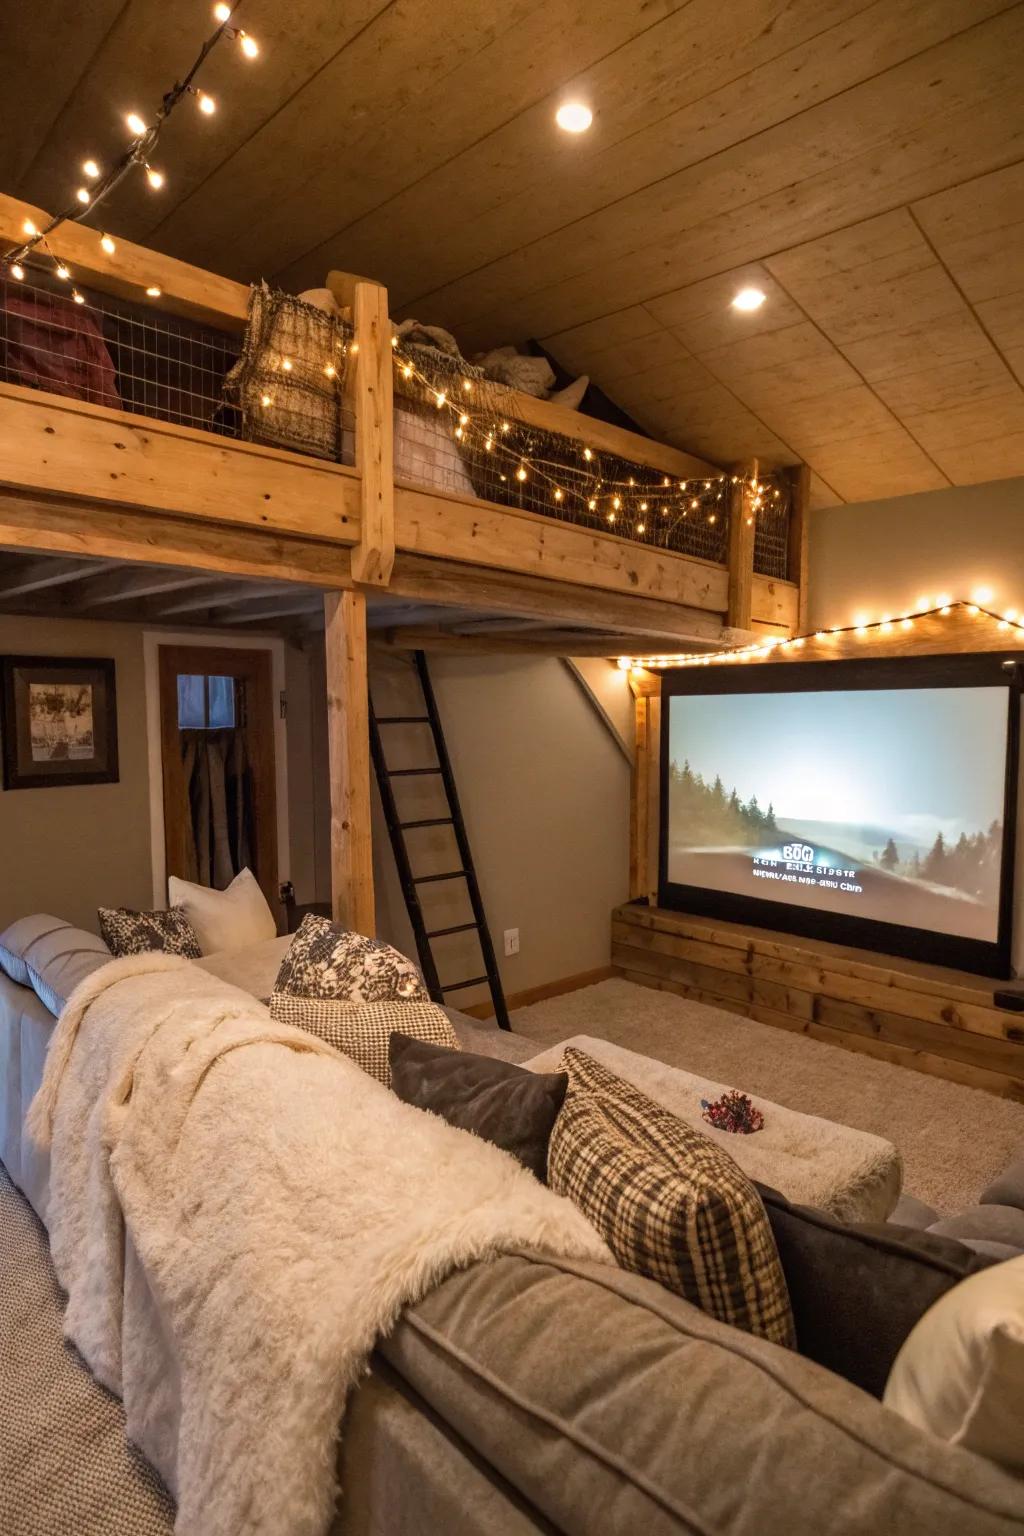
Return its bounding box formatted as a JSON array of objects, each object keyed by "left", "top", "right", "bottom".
[{"left": 143, "top": 631, "right": 289, "bottom": 911}]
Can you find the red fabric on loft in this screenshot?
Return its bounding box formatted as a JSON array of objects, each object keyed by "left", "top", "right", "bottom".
[{"left": 0, "top": 283, "right": 120, "bottom": 408}]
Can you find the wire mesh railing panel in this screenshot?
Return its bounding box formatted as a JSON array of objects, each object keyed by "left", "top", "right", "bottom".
[
  {"left": 1, "top": 265, "right": 242, "bottom": 437},
  {"left": 392, "top": 348, "right": 791, "bottom": 574}
]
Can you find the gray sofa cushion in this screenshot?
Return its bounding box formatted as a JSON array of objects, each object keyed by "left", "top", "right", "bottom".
[
  {"left": 929, "top": 1205, "right": 1024, "bottom": 1251},
  {"left": 757, "top": 1184, "right": 996, "bottom": 1398},
  {"left": 382, "top": 1251, "right": 1024, "bottom": 1536},
  {"left": 0, "top": 915, "right": 76, "bottom": 989},
  {"left": 20, "top": 925, "right": 111, "bottom": 1017},
  {"left": 980, "top": 1159, "right": 1024, "bottom": 1213}
]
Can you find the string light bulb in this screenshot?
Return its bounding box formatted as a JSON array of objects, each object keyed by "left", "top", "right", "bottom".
[
  {"left": 56, "top": 264, "right": 70, "bottom": 280},
  {"left": 72, "top": 290, "right": 85, "bottom": 305},
  {"left": 146, "top": 285, "right": 162, "bottom": 297},
  {"left": 214, "top": 2, "right": 232, "bottom": 18},
  {"left": 126, "top": 112, "right": 147, "bottom": 136},
  {"left": 76, "top": 187, "right": 91, "bottom": 205},
  {"left": 11, "top": 264, "right": 24, "bottom": 281},
  {"left": 100, "top": 233, "right": 116, "bottom": 254},
  {"left": 516, "top": 465, "right": 528, "bottom": 482},
  {"left": 197, "top": 92, "right": 216, "bottom": 115},
  {"left": 238, "top": 31, "right": 259, "bottom": 57},
  {"left": 22, "top": 218, "right": 37, "bottom": 237},
  {"left": 145, "top": 166, "right": 165, "bottom": 189},
  {"left": 82, "top": 159, "right": 100, "bottom": 179}
]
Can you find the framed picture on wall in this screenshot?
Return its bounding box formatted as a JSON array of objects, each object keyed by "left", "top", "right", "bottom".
[{"left": 0, "top": 656, "right": 118, "bottom": 790}]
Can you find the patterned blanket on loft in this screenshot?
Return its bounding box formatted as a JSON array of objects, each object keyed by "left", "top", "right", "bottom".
[{"left": 26, "top": 955, "right": 607, "bottom": 1536}]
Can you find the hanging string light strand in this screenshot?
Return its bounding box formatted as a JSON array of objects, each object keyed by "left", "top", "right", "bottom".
[
  {"left": 1, "top": 2, "right": 261, "bottom": 295},
  {"left": 392, "top": 345, "right": 785, "bottom": 550}
]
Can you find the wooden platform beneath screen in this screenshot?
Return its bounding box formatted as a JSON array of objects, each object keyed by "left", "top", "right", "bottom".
[{"left": 611, "top": 902, "right": 1024, "bottom": 1101}]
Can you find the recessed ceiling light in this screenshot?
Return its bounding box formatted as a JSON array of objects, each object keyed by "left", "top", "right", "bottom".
[
  {"left": 732, "top": 286, "right": 767, "bottom": 312},
  {"left": 556, "top": 101, "right": 593, "bottom": 134}
]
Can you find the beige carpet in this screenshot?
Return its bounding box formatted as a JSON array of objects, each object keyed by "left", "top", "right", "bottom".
[{"left": 511, "top": 977, "right": 1024, "bottom": 1216}]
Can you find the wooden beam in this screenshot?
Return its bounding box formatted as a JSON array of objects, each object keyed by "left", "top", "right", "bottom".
[
  {"left": 324, "top": 590, "right": 375, "bottom": 935},
  {"left": 0, "top": 490, "right": 356, "bottom": 589},
  {"left": 379, "top": 626, "right": 728, "bottom": 657},
  {"left": 61, "top": 566, "right": 221, "bottom": 607},
  {"left": 381, "top": 552, "right": 734, "bottom": 642},
  {"left": 394, "top": 483, "right": 729, "bottom": 610},
  {"left": 351, "top": 282, "right": 395, "bottom": 586},
  {"left": 0, "top": 382, "right": 362, "bottom": 544},
  {"left": 727, "top": 463, "right": 756, "bottom": 630},
  {"left": 788, "top": 462, "right": 811, "bottom": 634},
  {"left": 0, "top": 192, "right": 250, "bottom": 333},
  {"left": 0, "top": 555, "right": 102, "bottom": 596}
]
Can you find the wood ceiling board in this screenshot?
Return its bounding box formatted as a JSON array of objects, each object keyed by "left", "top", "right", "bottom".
[
  {"left": 0, "top": 0, "right": 125, "bottom": 189},
  {"left": 807, "top": 472, "right": 842, "bottom": 510},
  {"left": 14, "top": 0, "right": 397, "bottom": 247},
  {"left": 423, "top": 8, "right": 1024, "bottom": 346},
  {"left": 839, "top": 309, "right": 997, "bottom": 385},
  {"left": 302, "top": 0, "right": 903, "bottom": 304},
  {"left": 554, "top": 328, "right": 694, "bottom": 389},
  {"left": 645, "top": 267, "right": 806, "bottom": 352},
  {"left": 912, "top": 161, "right": 1024, "bottom": 305},
  {"left": 797, "top": 428, "right": 950, "bottom": 501},
  {"left": 871, "top": 354, "right": 1021, "bottom": 420},
  {"left": 168, "top": 0, "right": 694, "bottom": 283},
  {"left": 922, "top": 433, "right": 1024, "bottom": 487}
]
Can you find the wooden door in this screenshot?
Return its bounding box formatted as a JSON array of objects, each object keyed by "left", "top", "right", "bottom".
[{"left": 157, "top": 644, "right": 278, "bottom": 910}]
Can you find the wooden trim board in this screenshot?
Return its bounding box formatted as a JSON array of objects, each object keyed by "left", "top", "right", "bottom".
[
  {"left": 612, "top": 904, "right": 1024, "bottom": 1099},
  {"left": 459, "top": 966, "right": 614, "bottom": 1021}
]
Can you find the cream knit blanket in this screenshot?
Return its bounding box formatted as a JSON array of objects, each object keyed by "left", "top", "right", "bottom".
[{"left": 27, "top": 956, "right": 608, "bottom": 1536}]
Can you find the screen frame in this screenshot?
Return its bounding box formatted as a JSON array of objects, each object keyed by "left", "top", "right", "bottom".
[{"left": 658, "top": 652, "right": 1020, "bottom": 978}]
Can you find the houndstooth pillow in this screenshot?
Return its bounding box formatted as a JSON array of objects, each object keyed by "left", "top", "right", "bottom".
[
  {"left": 548, "top": 1048, "right": 795, "bottom": 1348},
  {"left": 274, "top": 914, "right": 426, "bottom": 1003},
  {"left": 98, "top": 906, "right": 201, "bottom": 960},
  {"left": 268, "top": 994, "right": 458, "bottom": 1086}
]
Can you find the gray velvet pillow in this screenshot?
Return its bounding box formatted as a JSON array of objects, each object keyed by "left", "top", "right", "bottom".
[
  {"left": 388, "top": 1032, "right": 567, "bottom": 1183},
  {"left": 756, "top": 1183, "right": 996, "bottom": 1398}
]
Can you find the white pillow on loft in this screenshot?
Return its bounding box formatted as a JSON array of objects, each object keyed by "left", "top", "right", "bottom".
[{"left": 168, "top": 867, "right": 277, "bottom": 956}]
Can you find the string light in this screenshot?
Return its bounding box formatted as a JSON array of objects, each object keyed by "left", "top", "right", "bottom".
[
  {"left": 55, "top": 264, "right": 70, "bottom": 280},
  {"left": 2, "top": 10, "right": 264, "bottom": 293},
  {"left": 390, "top": 346, "right": 787, "bottom": 554},
  {"left": 72, "top": 290, "right": 85, "bottom": 305},
  {"left": 146, "top": 285, "right": 162, "bottom": 297},
  {"left": 621, "top": 598, "right": 1018, "bottom": 670}
]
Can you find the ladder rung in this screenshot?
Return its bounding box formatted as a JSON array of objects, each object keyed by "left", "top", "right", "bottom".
[
  {"left": 442, "top": 976, "right": 489, "bottom": 993},
  {"left": 427, "top": 922, "right": 479, "bottom": 939},
  {"left": 375, "top": 715, "right": 430, "bottom": 724},
  {"left": 413, "top": 870, "right": 467, "bottom": 884},
  {"left": 399, "top": 817, "right": 453, "bottom": 830},
  {"left": 388, "top": 767, "right": 441, "bottom": 777}
]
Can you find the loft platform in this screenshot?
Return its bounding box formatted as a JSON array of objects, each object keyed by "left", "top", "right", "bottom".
[{"left": 0, "top": 191, "right": 804, "bottom": 655}]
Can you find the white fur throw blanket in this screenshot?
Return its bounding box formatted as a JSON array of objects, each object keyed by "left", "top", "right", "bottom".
[{"left": 27, "top": 956, "right": 608, "bottom": 1536}]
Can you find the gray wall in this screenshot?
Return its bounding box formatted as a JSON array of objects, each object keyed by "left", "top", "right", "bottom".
[
  {"left": 0, "top": 614, "right": 153, "bottom": 931},
  {"left": 808, "top": 474, "right": 1024, "bottom": 973}
]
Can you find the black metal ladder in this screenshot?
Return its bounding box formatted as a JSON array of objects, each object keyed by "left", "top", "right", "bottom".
[{"left": 370, "top": 650, "right": 510, "bottom": 1030}]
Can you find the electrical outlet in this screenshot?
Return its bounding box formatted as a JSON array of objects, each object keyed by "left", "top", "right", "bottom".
[{"left": 503, "top": 928, "right": 520, "bottom": 957}]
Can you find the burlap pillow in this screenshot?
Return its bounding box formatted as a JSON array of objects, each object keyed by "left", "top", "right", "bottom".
[
  {"left": 548, "top": 1048, "right": 794, "bottom": 1348},
  {"left": 269, "top": 995, "right": 458, "bottom": 1086}
]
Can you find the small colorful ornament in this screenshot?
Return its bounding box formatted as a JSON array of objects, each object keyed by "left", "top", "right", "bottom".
[{"left": 700, "top": 1090, "right": 764, "bottom": 1135}]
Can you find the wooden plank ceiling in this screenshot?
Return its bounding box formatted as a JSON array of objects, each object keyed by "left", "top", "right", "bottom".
[{"left": 4, "top": 0, "right": 1024, "bottom": 508}]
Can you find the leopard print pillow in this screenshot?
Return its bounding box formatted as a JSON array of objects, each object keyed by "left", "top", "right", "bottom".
[
  {"left": 274, "top": 913, "right": 426, "bottom": 1003},
  {"left": 98, "top": 906, "right": 202, "bottom": 960}
]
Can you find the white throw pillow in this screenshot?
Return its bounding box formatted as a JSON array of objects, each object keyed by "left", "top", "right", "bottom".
[
  {"left": 168, "top": 868, "right": 277, "bottom": 956},
  {"left": 884, "top": 1254, "right": 1024, "bottom": 1473}
]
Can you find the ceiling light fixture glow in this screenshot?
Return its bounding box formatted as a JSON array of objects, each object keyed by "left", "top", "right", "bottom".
[
  {"left": 732, "top": 286, "right": 767, "bottom": 312},
  {"left": 555, "top": 101, "right": 593, "bottom": 134}
]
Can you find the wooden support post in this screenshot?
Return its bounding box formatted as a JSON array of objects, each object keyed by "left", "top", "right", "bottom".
[
  {"left": 324, "top": 590, "right": 375, "bottom": 935},
  {"left": 629, "top": 687, "right": 652, "bottom": 901},
  {"left": 727, "top": 461, "right": 756, "bottom": 630},
  {"left": 351, "top": 282, "right": 395, "bottom": 587},
  {"left": 788, "top": 462, "right": 812, "bottom": 634}
]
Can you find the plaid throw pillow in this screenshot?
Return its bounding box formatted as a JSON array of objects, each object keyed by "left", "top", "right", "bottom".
[
  {"left": 269, "top": 994, "right": 459, "bottom": 1086},
  {"left": 274, "top": 914, "right": 427, "bottom": 1004},
  {"left": 98, "top": 906, "right": 201, "bottom": 960},
  {"left": 548, "top": 1048, "right": 795, "bottom": 1348}
]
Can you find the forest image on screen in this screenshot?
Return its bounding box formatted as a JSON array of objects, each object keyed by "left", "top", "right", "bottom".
[{"left": 666, "top": 687, "right": 1008, "bottom": 942}]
